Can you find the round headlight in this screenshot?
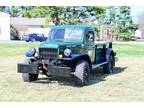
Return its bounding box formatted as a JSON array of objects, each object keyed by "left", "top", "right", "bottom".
[
  {"left": 64, "top": 49, "right": 71, "bottom": 57},
  {"left": 29, "top": 47, "right": 36, "bottom": 56}
]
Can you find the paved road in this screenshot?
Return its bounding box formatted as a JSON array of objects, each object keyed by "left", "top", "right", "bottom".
[
  {"left": 0, "top": 40, "right": 26, "bottom": 44},
  {"left": 0, "top": 40, "right": 144, "bottom": 44},
  {"left": 136, "top": 39, "right": 144, "bottom": 42},
  {"left": 0, "top": 40, "right": 39, "bottom": 44}
]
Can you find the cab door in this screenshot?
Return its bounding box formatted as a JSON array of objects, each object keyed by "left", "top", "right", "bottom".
[{"left": 85, "top": 31, "right": 95, "bottom": 63}]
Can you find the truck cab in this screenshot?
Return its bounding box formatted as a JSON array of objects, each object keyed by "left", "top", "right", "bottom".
[{"left": 18, "top": 25, "right": 117, "bottom": 86}]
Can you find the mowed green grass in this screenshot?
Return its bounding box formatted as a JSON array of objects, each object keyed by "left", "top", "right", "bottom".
[
  {"left": 0, "top": 41, "right": 144, "bottom": 101},
  {"left": 0, "top": 42, "right": 38, "bottom": 57},
  {"left": 113, "top": 42, "right": 144, "bottom": 57}
]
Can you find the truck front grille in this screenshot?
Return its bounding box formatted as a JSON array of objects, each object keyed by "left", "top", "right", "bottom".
[{"left": 39, "top": 48, "right": 58, "bottom": 59}]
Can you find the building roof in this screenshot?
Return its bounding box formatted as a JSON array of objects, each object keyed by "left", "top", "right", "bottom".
[
  {"left": 0, "top": 11, "right": 10, "bottom": 17},
  {"left": 10, "top": 17, "right": 45, "bottom": 26}
]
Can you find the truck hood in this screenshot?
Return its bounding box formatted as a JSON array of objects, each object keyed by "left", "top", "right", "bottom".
[{"left": 39, "top": 40, "right": 82, "bottom": 48}]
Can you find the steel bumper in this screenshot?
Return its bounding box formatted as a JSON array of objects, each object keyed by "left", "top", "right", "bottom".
[
  {"left": 47, "top": 65, "right": 72, "bottom": 77},
  {"left": 18, "top": 62, "right": 72, "bottom": 77},
  {"left": 17, "top": 63, "right": 38, "bottom": 74}
]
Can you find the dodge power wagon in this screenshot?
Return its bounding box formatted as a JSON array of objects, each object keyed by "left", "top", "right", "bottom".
[{"left": 17, "top": 25, "right": 117, "bottom": 86}]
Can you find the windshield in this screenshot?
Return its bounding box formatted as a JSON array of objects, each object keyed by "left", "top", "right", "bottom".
[{"left": 48, "top": 28, "right": 83, "bottom": 40}]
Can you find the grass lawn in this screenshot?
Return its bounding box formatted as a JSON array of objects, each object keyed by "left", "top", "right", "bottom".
[
  {"left": 0, "top": 41, "right": 144, "bottom": 101},
  {"left": 113, "top": 42, "right": 144, "bottom": 57},
  {"left": 0, "top": 42, "right": 38, "bottom": 57}
]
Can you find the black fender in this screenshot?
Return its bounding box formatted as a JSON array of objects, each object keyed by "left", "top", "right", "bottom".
[
  {"left": 59, "top": 54, "right": 92, "bottom": 71},
  {"left": 106, "top": 48, "right": 115, "bottom": 65}
]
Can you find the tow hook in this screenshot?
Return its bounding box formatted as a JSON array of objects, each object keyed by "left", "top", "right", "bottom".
[
  {"left": 43, "top": 64, "right": 48, "bottom": 71},
  {"left": 42, "top": 60, "right": 48, "bottom": 71},
  {"left": 42, "top": 60, "right": 49, "bottom": 77}
]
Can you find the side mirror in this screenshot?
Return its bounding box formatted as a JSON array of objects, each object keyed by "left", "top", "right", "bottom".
[{"left": 87, "top": 33, "right": 94, "bottom": 42}]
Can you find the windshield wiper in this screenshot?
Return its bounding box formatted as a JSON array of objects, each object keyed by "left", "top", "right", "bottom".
[{"left": 65, "top": 28, "right": 76, "bottom": 39}]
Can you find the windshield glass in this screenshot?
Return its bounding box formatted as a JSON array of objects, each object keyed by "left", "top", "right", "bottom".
[{"left": 48, "top": 28, "right": 83, "bottom": 40}]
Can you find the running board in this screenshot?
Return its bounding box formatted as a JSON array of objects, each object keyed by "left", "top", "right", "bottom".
[{"left": 92, "top": 62, "right": 108, "bottom": 69}]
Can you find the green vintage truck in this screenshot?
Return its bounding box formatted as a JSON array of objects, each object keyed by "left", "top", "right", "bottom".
[{"left": 18, "top": 25, "right": 117, "bottom": 86}]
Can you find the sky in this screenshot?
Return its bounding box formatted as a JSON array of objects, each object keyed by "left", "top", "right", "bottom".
[{"left": 131, "top": 6, "right": 144, "bottom": 23}]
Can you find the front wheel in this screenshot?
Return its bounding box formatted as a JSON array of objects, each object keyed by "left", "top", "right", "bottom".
[
  {"left": 103, "top": 55, "right": 114, "bottom": 74},
  {"left": 74, "top": 61, "right": 90, "bottom": 86},
  {"left": 22, "top": 60, "right": 38, "bottom": 82},
  {"left": 22, "top": 73, "right": 38, "bottom": 82}
]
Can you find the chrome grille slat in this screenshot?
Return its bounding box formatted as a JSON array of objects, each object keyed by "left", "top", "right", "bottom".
[{"left": 39, "top": 48, "right": 58, "bottom": 59}]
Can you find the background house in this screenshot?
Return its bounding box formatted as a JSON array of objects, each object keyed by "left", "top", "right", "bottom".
[
  {"left": 135, "top": 29, "right": 142, "bottom": 38},
  {"left": 10, "top": 18, "right": 54, "bottom": 40},
  {"left": 138, "top": 26, "right": 144, "bottom": 38},
  {"left": 0, "top": 12, "right": 10, "bottom": 40},
  {"left": 10, "top": 17, "right": 45, "bottom": 39},
  {"left": 0, "top": 14, "right": 54, "bottom": 40}
]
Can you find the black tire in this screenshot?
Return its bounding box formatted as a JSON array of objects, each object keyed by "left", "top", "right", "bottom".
[
  {"left": 22, "top": 73, "right": 38, "bottom": 82},
  {"left": 26, "top": 40, "right": 29, "bottom": 42},
  {"left": 74, "top": 61, "right": 90, "bottom": 86},
  {"left": 103, "top": 55, "right": 114, "bottom": 74},
  {"left": 22, "top": 60, "right": 38, "bottom": 82}
]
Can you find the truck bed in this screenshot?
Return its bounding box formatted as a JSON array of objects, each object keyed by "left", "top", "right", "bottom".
[{"left": 95, "top": 41, "right": 112, "bottom": 46}]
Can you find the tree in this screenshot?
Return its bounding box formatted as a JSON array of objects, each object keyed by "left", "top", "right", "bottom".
[
  {"left": 100, "top": 6, "right": 138, "bottom": 40},
  {"left": 116, "top": 6, "right": 138, "bottom": 39},
  {"left": 59, "top": 6, "right": 84, "bottom": 24},
  {"left": 0, "top": 6, "right": 5, "bottom": 12},
  {"left": 23, "top": 6, "right": 61, "bottom": 25},
  {"left": 22, "top": 6, "right": 106, "bottom": 26}
]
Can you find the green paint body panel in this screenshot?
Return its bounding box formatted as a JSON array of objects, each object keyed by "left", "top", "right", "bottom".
[
  {"left": 37, "top": 25, "right": 113, "bottom": 64},
  {"left": 39, "top": 40, "right": 82, "bottom": 48},
  {"left": 38, "top": 25, "right": 96, "bottom": 62}
]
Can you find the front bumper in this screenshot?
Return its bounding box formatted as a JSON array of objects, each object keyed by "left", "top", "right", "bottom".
[
  {"left": 17, "top": 63, "right": 38, "bottom": 74},
  {"left": 47, "top": 65, "right": 71, "bottom": 77},
  {"left": 17, "top": 63, "right": 72, "bottom": 77}
]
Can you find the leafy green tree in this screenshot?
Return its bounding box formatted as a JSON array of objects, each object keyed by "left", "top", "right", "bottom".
[
  {"left": 22, "top": 6, "right": 106, "bottom": 26},
  {"left": 84, "top": 6, "right": 106, "bottom": 37},
  {"left": 10, "top": 7, "right": 20, "bottom": 17},
  {"left": 100, "top": 6, "right": 138, "bottom": 40},
  {"left": 0, "top": 6, "right": 5, "bottom": 12},
  {"left": 116, "top": 6, "right": 138, "bottom": 39}
]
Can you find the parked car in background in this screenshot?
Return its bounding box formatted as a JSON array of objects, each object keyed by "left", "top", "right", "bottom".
[{"left": 23, "top": 33, "right": 47, "bottom": 42}]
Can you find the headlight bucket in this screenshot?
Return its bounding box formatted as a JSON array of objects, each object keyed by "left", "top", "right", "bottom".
[
  {"left": 64, "top": 48, "right": 72, "bottom": 57},
  {"left": 29, "top": 48, "right": 36, "bottom": 55},
  {"left": 25, "top": 48, "right": 36, "bottom": 57}
]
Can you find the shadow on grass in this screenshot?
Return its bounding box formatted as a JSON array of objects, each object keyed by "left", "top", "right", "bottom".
[
  {"left": 34, "top": 66, "right": 127, "bottom": 87},
  {"left": 35, "top": 77, "right": 75, "bottom": 86},
  {"left": 88, "top": 67, "right": 127, "bottom": 86}
]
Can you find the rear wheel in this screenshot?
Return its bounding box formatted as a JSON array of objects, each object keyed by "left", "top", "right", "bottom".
[
  {"left": 74, "top": 61, "right": 90, "bottom": 86},
  {"left": 103, "top": 55, "right": 114, "bottom": 74}
]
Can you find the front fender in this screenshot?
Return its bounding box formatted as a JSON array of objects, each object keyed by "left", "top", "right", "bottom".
[
  {"left": 59, "top": 54, "right": 92, "bottom": 69},
  {"left": 106, "top": 48, "right": 114, "bottom": 62}
]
